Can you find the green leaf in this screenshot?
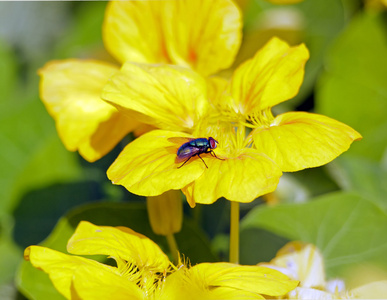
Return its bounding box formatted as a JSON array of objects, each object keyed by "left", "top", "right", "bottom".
[
  {"left": 327, "top": 155, "right": 387, "bottom": 212},
  {"left": 0, "top": 40, "right": 17, "bottom": 101},
  {"left": 0, "top": 84, "right": 82, "bottom": 289},
  {"left": 16, "top": 201, "right": 217, "bottom": 299},
  {"left": 240, "top": 228, "right": 289, "bottom": 265},
  {"left": 293, "top": 0, "right": 347, "bottom": 104},
  {"left": 12, "top": 181, "right": 107, "bottom": 249},
  {"left": 54, "top": 2, "right": 107, "bottom": 59},
  {"left": 0, "top": 216, "right": 22, "bottom": 284},
  {"left": 241, "top": 192, "right": 387, "bottom": 278},
  {"left": 0, "top": 97, "right": 82, "bottom": 214},
  {"left": 316, "top": 12, "right": 387, "bottom": 160}
]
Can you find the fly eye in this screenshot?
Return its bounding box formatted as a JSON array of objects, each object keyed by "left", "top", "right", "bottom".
[{"left": 209, "top": 138, "right": 217, "bottom": 149}]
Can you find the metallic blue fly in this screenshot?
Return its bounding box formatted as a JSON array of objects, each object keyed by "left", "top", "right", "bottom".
[{"left": 175, "top": 137, "right": 223, "bottom": 168}]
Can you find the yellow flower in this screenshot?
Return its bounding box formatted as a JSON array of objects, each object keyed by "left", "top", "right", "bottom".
[
  {"left": 103, "top": 38, "right": 360, "bottom": 206},
  {"left": 261, "top": 241, "right": 387, "bottom": 299},
  {"left": 39, "top": 0, "right": 242, "bottom": 162},
  {"left": 228, "top": 37, "right": 362, "bottom": 172},
  {"left": 103, "top": 80, "right": 282, "bottom": 206},
  {"left": 24, "top": 221, "right": 298, "bottom": 299}
]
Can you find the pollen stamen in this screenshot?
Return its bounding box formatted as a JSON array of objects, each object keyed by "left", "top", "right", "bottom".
[{"left": 248, "top": 107, "right": 275, "bottom": 128}]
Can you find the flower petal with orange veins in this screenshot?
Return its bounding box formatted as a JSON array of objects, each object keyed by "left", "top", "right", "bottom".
[
  {"left": 231, "top": 37, "right": 309, "bottom": 114},
  {"left": 67, "top": 221, "right": 171, "bottom": 273},
  {"left": 39, "top": 59, "right": 136, "bottom": 162},
  {"left": 183, "top": 149, "right": 282, "bottom": 206},
  {"left": 162, "top": 0, "right": 242, "bottom": 76},
  {"left": 24, "top": 246, "right": 125, "bottom": 300},
  {"left": 102, "top": 63, "right": 208, "bottom": 132},
  {"left": 107, "top": 130, "right": 206, "bottom": 196},
  {"left": 103, "top": 0, "right": 242, "bottom": 76},
  {"left": 252, "top": 112, "right": 362, "bottom": 172}
]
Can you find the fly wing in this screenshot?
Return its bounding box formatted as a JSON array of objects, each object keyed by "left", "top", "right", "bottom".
[
  {"left": 175, "top": 146, "right": 200, "bottom": 163},
  {"left": 167, "top": 137, "right": 194, "bottom": 145}
]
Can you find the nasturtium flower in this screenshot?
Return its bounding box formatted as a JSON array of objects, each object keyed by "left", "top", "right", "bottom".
[
  {"left": 103, "top": 62, "right": 284, "bottom": 205},
  {"left": 104, "top": 0, "right": 242, "bottom": 76},
  {"left": 103, "top": 37, "right": 361, "bottom": 206},
  {"left": 25, "top": 221, "right": 298, "bottom": 299},
  {"left": 261, "top": 241, "right": 387, "bottom": 299},
  {"left": 39, "top": 0, "right": 242, "bottom": 162},
  {"left": 228, "top": 38, "right": 362, "bottom": 172}
]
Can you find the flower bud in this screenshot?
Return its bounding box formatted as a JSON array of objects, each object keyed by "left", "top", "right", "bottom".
[{"left": 146, "top": 190, "right": 182, "bottom": 236}]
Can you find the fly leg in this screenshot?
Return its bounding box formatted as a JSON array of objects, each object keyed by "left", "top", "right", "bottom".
[
  {"left": 177, "top": 156, "right": 193, "bottom": 169},
  {"left": 210, "top": 150, "right": 225, "bottom": 161},
  {"left": 197, "top": 154, "right": 208, "bottom": 168},
  {"left": 178, "top": 154, "right": 208, "bottom": 169}
]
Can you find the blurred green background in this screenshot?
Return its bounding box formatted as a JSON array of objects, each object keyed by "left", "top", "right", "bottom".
[{"left": 0, "top": 1, "right": 387, "bottom": 299}]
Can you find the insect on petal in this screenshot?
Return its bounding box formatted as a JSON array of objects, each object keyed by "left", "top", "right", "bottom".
[{"left": 107, "top": 130, "right": 206, "bottom": 196}]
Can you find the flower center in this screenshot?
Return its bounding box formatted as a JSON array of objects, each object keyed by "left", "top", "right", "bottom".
[
  {"left": 118, "top": 259, "right": 166, "bottom": 297},
  {"left": 247, "top": 108, "right": 275, "bottom": 128}
]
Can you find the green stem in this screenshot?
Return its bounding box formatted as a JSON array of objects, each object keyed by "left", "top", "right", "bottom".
[
  {"left": 166, "top": 233, "right": 179, "bottom": 264},
  {"left": 229, "top": 201, "right": 240, "bottom": 264}
]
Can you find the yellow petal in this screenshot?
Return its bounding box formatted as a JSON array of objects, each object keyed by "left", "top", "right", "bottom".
[
  {"left": 24, "top": 245, "right": 121, "bottom": 300},
  {"left": 183, "top": 148, "right": 282, "bottom": 206},
  {"left": 189, "top": 263, "right": 299, "bottom": 297},
  {"left": 102, "top": 63, "right": 208, "bottom": 132},
  {"left": 103, "top": 1, "right": 167, "bottom": 64},
  {"left": 71, "top": 263, "right": 143, "bottom": 300},
  {"left": 84, "top": 111, "right": 141, "bottom": 161},
  {"left": 231, "top": 37, "right": 309, "bottom": 114},
  {"left": 103, "top": 0, "right": 242, "bottom": 76},
  {"left": 39, "top": 59, "right": 137, "bottom": 162},
  {"left": 161, "top": 268, "right": 265, "bottom": 300},
  {"left": 67, "top": 221, "right": 171, "bottom": 272},
  {"left": 206, "top": 76, "right": 234, "bottom": 112},
  {"left": 252, "top": 112, "right": 362, "bottom": 172},
  {"left": 107, "top": 130, "right": 206, "bottom": 196},
  {"left": 162, "top": 0, "right": 242, "bottom": 76}
]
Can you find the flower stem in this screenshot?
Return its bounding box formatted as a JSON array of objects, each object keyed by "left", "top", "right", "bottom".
[
  {"left": 166, "top": 233, "right": 179, "bottom": 264},
  {"left": 229, "top": 201, "right": 239, "bottom": 264}
]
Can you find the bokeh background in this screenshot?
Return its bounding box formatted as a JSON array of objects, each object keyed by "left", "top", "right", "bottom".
[{"left": 1, "top": 0, "right": 387, "bottom": 299}]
